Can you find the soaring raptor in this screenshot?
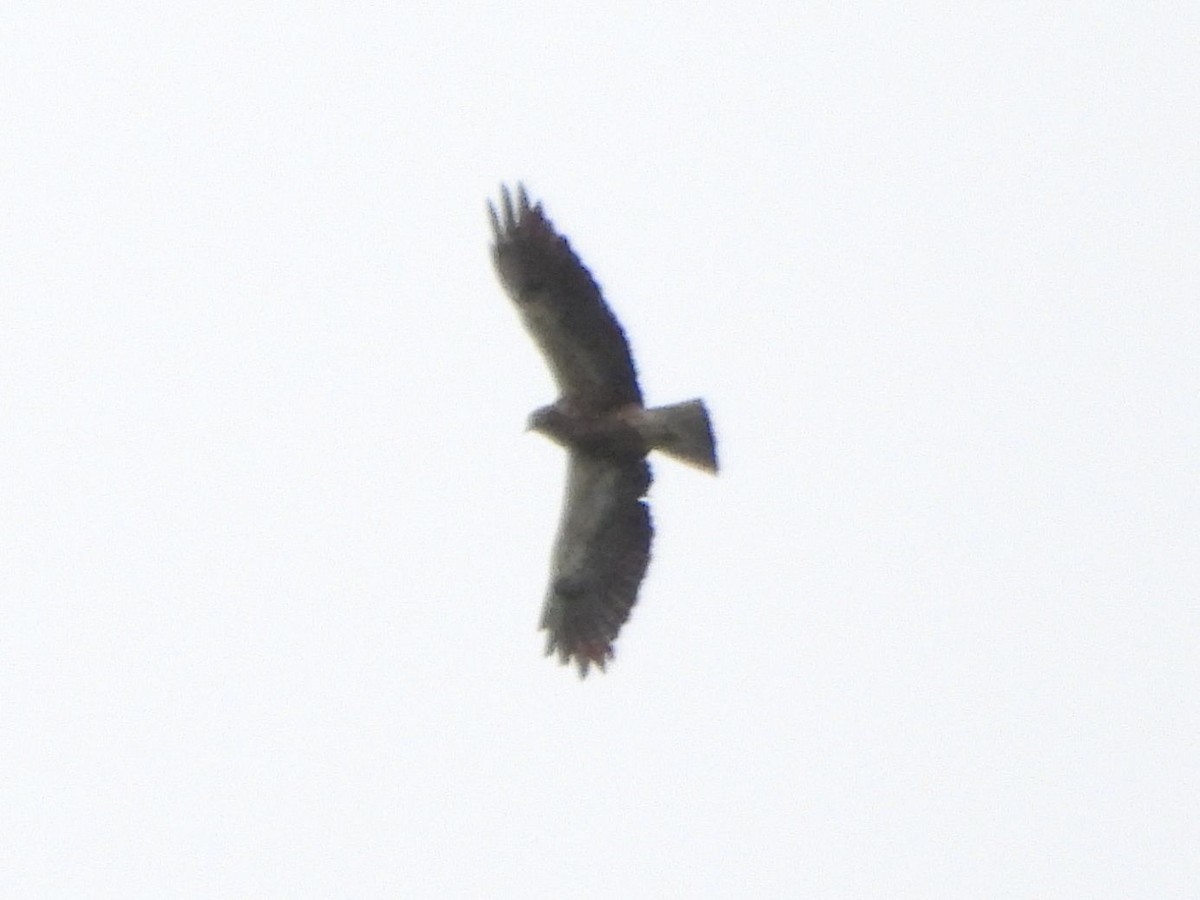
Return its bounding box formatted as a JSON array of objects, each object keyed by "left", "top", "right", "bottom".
[{"left": 488, "top": 184, "right": 718, "bottom": 676}]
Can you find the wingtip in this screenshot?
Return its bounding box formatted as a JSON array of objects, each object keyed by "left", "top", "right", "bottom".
[
  {"left": 574, "top": 642, "right": 612, "bottom": 678},
  {"left": 486, "top": 199, "right": 501, "bottom": 239},
  {"left": 543, "top": 633, "right": 613, "bottom": 679},
  {"left": 490, "top": 182, "right": 548, "bottom": 238},
  {"left": 500, "top": 183, "right": 516, "bottom": 231}
]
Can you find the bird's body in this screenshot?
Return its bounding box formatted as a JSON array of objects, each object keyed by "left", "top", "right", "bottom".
[
  {"left": 528, "top": 402, "right": 648, "bottom": 459},
  {"left": 488, "top": 184, "right": 717, "bottom": 675}
]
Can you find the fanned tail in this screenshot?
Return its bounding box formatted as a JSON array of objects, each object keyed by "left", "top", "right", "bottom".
[{"left": 638, "top": 399, "right": 718, "bottom": 474}]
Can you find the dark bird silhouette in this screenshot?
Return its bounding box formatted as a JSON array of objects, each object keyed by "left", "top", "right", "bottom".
[{"left": 488, "top": 184, "right": 718, "bottom": 675}]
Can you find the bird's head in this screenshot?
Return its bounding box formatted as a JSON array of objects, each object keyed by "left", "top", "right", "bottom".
[
  {"left": 526, "top": 404, "right": 556, "bottom": 434},
  {"left": 526, "top": 404, "right": 571, "bottom": 446}
]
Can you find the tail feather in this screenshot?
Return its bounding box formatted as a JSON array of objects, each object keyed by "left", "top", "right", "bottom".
[{"left": 638, "top": 399, "right": 718, "bottom": 474}]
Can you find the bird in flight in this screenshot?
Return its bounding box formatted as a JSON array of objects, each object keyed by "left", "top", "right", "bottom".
[{"left": 488, "top": 184, "right": 718, "bottom": 676}]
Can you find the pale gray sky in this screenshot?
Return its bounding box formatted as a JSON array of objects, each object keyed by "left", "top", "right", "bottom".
[{"left": 4, "top": 3, "right": 1197, "bottom": 897}]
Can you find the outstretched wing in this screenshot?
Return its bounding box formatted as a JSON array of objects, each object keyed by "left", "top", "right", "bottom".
[
  {"left": 541, "top": 453, "right": 653, "bottom": 676},
  {"left": 489, "top": 184, "right": 642, "bottom": 412}
]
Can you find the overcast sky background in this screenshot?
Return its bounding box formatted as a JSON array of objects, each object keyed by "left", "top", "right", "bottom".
[{"left": 4, "top": 4, "right": 1197, "bottom": 897}]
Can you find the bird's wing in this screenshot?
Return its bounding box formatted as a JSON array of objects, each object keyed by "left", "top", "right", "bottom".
[
  {"left": 489, "top": 184, "right": 642, "bottom": 412},
  {"left": 541, "top": 452, "right": 653, "bottom": 676}
]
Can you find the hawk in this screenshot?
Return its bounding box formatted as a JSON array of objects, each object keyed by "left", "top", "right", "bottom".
[{"left": 488, "top": 184, "right": 718, "bottom": 676}]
